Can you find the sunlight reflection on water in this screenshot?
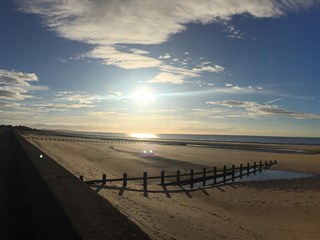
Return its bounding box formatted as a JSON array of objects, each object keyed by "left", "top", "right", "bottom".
[{"left": 130, "top": 133, "right": 158, "bottom": 139}]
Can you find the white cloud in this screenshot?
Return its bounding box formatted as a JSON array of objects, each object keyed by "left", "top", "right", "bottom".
[
  {"left": 206, "top": 100, "right": 320, "bottom": 120},
  {"left": 161, "top": 65, "right": 199, "bottom": 78},
  {"left": 130, "top": 48, "right": 150, "bottom": 55},
  {"left": 26, "top": 85, "right": 50, "bottom": 91},
  {"left": 87, "top": 111, "right": 127, "bottom": 117},
  {"left": 55, "top": 91, "right": 122, "bottom": 106},
  {"left": 0, "top": 69, "right": 47, "bottom": 100},
  {"left": 159, "top": 53, "right": 171, "bottom": 59},
  {"left": 207, "top": 100, "right": 255, "bottom": 108},
  {"left": 217, "top": 83, "right": 263, "bottom": 93},
  {"left": 149, "top": 110, "right": 177, "bottom": 113},
  {"left": 87, "top": 45, "right": 161, "bottom": 69},
  {"left": 193, "top": 64, "right": 225, "bottom": 73},
  {"left": 148, "top": 72, "right": 184, "bottom": 84},
  {"left": 265, "top": 98, "right": 282, "bottom": 104},
  {"left": 21, "top": 0, "right": 290, "bottom": 45},
  {"left": 0, "top": 69, "right": 38, "bottom": 86},
  {"left": 44, "top": 103, "right": 95, "bottom": 109},
  {"left": 148, "top": 64, "right": 201, "bottom": 84},
  {"left": 56, "top": 91, "right": 101, "bottom": 104},
  {"left": 230, "top": 85, "right": 242, "bottom": 90},
  {"left": 198, "top": 61, "right": 212, "bottom": 67},
  {"left": 0, "top": 102, "right": 20, "bottom": 108},
  {"left": 0, "top": 88, "right": 33, "bottom": 101},
  {"left": 191, "top": 107, "right": 247, "bottom": 119},
  {"left": 58, "top": 58, "right": 67, "bottom": 63},
  {"left": 19, "top": 0, "right": 318, "bottom": 83},
  {"left": 0, "top": 100, "right": 97, "bottom": 114},
  {"left": 224, "top": 24, "right": 244, "bottom": 39}
]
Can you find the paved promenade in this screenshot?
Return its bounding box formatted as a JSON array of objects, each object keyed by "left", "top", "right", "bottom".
[{"left": 0, "top": 130, "right": 36, "bottom": 239}]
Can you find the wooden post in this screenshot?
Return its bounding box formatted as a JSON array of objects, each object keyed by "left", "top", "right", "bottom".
[
  {"left": 203, "top": 168, "right": 206, "bottom": 186},
  {"left": 79, "top": 175, "right": 83, "bottom": 181},
  {"left": 274, "top": 160, "right": 277, "bottom": 164},
  {"left": 177, "top": 170, "right": 180, "bottom": 184},
  {"left": 259, "top": 161, "right": 262, "bottom": 173},
  {"left": 240, "top": 164, "right": 243, "bottom": 179},
  {"left": 265, "top": 161, "right": 268, "bottom": 170},
  {"left": 161, "top": 171, "right": 165, "bottom": 185},
  {"left": 254, "top": 162, "right": 257, "bottom": 175},
  {"left": 213, "top": 166, "right": 217, "bottom": 184},
  {"left": 232, "top": 165, "right": 235, "bottom": 182},
  {"left": 143, "top": 172, "right": 147, "bottom": 187},
  {"left": 190, "top": 169, "right": 194, "bottom": 188},
  {"left": 102, "top": 174, "right": 106, "bottom": 185},
  {"left": 223, "top": 165, "right": 226, "bottom": 183},
  {"left": 247, "top": 163, "right": 250, "bottom": 176},
  {"left": 123, "top": 173, "right": 127, "bottom": 187}
]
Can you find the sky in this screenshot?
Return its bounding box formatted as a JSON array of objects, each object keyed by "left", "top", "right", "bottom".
[{"left": 0, "top": 0, "right": 319, "bottom": 137}]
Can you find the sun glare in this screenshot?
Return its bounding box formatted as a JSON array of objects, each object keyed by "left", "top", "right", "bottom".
[
  {"left": 130, "top": 133, "right": 158, "bottom": 139},
  {"left": 132, "top": 89, "right": 155, "bottom": 102}
]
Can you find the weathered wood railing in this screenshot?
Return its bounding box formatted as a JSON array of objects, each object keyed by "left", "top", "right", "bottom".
[{"left": 80, "top": 160, "right": 277, "bottom": 189}]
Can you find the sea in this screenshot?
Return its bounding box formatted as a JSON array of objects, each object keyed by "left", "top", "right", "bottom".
[{"left": 71, "top": 131, "right": 320, "bottom": 145}]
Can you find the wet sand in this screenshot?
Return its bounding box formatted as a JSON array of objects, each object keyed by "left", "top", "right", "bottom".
[{"left": 24, "top": 133, "right": 320, "bottom": 240}]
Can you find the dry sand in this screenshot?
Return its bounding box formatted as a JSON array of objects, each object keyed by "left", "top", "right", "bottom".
[{"left": 24, "top": 134, "right": 320, "bottom": 240}]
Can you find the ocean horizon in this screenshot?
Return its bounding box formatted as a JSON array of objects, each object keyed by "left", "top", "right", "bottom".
[{"left": 62, "top": 130, "right": 320, "bottom": 145}]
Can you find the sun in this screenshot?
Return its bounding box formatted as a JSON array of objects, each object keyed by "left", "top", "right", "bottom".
[{"left": 132, "top": 89, "right": 155, "bottom": 102}]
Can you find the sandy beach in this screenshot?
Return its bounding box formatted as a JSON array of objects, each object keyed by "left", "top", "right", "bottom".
[{"left": 24, "top": 133, "right": 320, "bottom": 240}]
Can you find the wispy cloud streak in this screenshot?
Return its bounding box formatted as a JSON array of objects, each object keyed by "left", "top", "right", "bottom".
[{"left": 206, "top": 100, "right": 320, "bottom": 120}]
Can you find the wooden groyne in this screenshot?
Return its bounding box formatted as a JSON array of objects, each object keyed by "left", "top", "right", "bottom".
[{"left": 81, "top": 160, "right": 278, "bottom": 189}]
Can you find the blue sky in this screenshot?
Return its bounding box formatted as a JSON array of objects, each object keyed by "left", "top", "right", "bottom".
[{"left": 1, "top": 0, "right": 319, "bottom": 137}]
